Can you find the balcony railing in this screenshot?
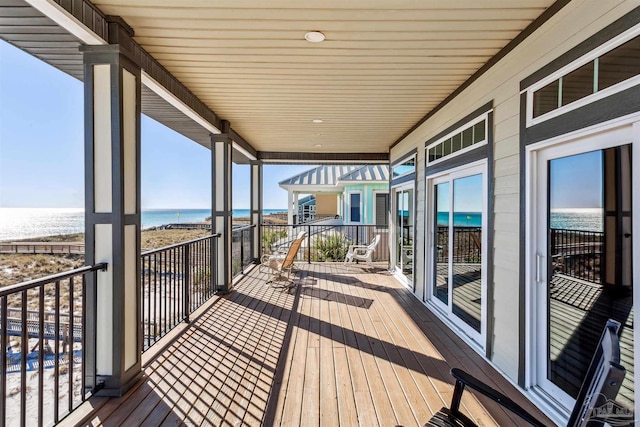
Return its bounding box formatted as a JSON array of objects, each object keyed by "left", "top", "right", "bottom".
[
  {"left": 0, "top": 263, "right": 106, "bottom": 427},
  {"left": 261, "top": 224, "right": 389, "bottom": 263},
  {"left": 231, "top": 224, "right": 256, "bottom": 276},
  {"left": 550, "top": 228, "right": 603, "bottom": 284},
  {"left": 141, "top": 234, "right": 219, "bottom": 351},
  {"left": 435, "top": 226, "right": 482, "bottom": 263}
]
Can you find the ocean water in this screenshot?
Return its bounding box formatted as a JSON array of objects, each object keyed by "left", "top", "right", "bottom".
[
  {"left": 0, "top": 208, "right": 286, "bottom": 241},
  {"left": 437, "top": 209, "right": 603, "bottom": 231},
  {"left": 436, "top": 212, "right": 482, "bottom": 227},
  {"left": 550, "top": 208, "right": 603, "bottom": 232}
]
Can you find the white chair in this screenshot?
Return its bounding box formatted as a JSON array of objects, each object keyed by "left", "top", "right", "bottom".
[{"left": 344, "top": 235, "right": 381, "bottom": 266}]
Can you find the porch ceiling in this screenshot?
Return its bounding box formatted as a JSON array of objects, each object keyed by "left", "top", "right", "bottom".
[{"left": 87, "top": 0, "right": 557, "bottom": 155}]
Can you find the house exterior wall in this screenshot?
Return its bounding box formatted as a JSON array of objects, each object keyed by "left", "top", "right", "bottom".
[
  {"left": 343, "top": 183, "right": 389, "bottom": 224},
  {"left": 390, "top": 0, "right": 639, "bottom": 384},
  {"left": 314, "top": 193, "right": 338, "bottom": 215}
]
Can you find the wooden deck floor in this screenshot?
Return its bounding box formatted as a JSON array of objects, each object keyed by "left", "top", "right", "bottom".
[{"left": 64, "top": 263, "right": 552, "bottom": 427}]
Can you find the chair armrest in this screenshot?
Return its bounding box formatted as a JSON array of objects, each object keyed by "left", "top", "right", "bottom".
[{"left": 449, "top": 369, "right": 546, "bottom": 427}]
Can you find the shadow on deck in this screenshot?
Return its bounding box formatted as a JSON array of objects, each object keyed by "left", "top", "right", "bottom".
[{"left": 63, "top": 263, "right": 551, "bottom": 427}]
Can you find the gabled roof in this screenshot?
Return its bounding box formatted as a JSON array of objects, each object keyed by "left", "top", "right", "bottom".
[
  {"left": 338, "top": 165, "right": 389, "bottom": 183},
  {"left": 279, "top": 165, "right": 360, "bottom": 186},
  {"left": 279, "top": 165, "right": 389, "bottom": 190}
]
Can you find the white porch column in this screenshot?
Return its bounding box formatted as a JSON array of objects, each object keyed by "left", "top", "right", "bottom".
[
  {"left": 287, "top": 190, "right": 294, "bottom": 225},
  {"left": 211, "top": 121, "right": 233, "bottom": 293},
  {"left": 250, "top": 161, "right": 263, "bottom": 260},
  {"left": 293, "top": 193, "right": 300, "bottom": 223},
  {"left": 81, "top": 39, "right": 142, "bottom": 396}
]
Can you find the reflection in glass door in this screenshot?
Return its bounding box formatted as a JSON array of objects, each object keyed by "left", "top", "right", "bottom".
[
  {"left": 430, "top": 168, "right": 485, "bottom": 341},
  {"left": 538, "top": 145, "right": 634, "bottom": 412},
  {"left": 395, "top": 186, "right": 414, "bottom": 285},
  {"left": 433, "top": 182, "right": 449, "bottom": 305}
]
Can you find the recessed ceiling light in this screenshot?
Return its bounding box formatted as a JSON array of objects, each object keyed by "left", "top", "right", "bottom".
[
  {"left": 314, "top": 144, "right": 323, "bottom": 147},
  {"left": 304, "top": 31, "right": 325, "bottom": 43},
  {"left": 312, "top": 119, "right": 323, "bottom": 123}
]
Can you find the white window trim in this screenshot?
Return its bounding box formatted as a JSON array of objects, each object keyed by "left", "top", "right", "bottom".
[
  {"left": 347, "top": 191, "right": 363, "bottom": 223},
  {"left": 524, "top": 23, "right": 640, "bottom": 128},
  {"left": 425, "top": 113, "right": 489, "bottom": 167},
  {"left": 523, "top": 112, "right": 640, "bottom": 425},
  {"left": 392, "top": 154, "right": 417, "bottom": 180},
  {"left": 424, "top": 160, "right": 488, "bottom": 348}
]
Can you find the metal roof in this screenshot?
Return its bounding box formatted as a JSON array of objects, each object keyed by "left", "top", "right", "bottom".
[
  {"left": 279, "top": 164, "right": 388, "bottom": 188},
  {"left": 338, "top": 165, "right": 389, "bottom": 182}
]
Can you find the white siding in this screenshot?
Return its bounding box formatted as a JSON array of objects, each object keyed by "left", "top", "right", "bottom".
[{"left": 390, "top": 0, "right": 639, "bottom": 381}]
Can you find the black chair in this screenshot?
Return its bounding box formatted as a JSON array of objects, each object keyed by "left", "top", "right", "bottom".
[{"left": 426, "top": 319, "right": 627, "bottom": 427}]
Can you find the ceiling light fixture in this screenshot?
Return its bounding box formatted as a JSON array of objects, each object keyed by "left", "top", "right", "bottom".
[
  {"left": 304, "top": 31, "right": 326, "bottom": 43},
  {"left": 312, "top": 119, "right": 323, "bottom": 123},
  {"left": 314, "top": 144, "right": 323, "bottom": 147}
]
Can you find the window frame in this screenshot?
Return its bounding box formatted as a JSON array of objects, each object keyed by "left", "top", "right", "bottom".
[
  {"left": 347, "top": 191, "right": 363, "bottom": 223},
  {"left": 525, "top": 23, "right": 640, "bottom": 127},
  {"left": 391, "top": 155, "right": 416, "bottom": 180},
  {"left": 425, "top": 113, "right": 489, "bottom": 167}
]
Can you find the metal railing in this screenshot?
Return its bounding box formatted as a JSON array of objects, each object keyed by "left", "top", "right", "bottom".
[
  {"left": 141, "top": 234, "right": 219, "bottom": 351},
  {"left": 435, "top": 226, "right": 482, "bottom": 263},
  {"left": 550, "top": 228, "right": 603, "bottom": 284},
  {"left": 0, "top": 263, "right": 107, "bottom": 427},
  {"left": 231, "top": 225, "right": 256, "bottom": 277},
  {"left": 261, "top": 224, "right": 389, "bottom": 263}
]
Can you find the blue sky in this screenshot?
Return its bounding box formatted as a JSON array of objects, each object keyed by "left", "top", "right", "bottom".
[
  {"left": 0, "top": 40, "right": 310, "bottom": 210},
  {"left": 550, "top": 150, "right": 602, "bottom": 209}
]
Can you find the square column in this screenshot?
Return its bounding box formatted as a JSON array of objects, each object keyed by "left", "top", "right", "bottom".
[
  {"left": 287, "top": 190, "right": 295, "bottom": 225},
  {"left": 212, "top": 122, "right": 233, "bottom": 293},
  {"left": 250, "top": 161, "right": 263, "bottom": 260},
  {"left": 81, "top": 44, "right": 142, "bottom": 396}
]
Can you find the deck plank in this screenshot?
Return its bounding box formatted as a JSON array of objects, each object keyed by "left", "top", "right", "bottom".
[{"left": 64, "top": 263, "right": 554, "bottom": 427}]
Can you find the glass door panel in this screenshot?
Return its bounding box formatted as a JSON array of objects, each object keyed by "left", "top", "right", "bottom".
[
  {"left": 396, "top": 191, "right": 403, "bottom": 267},
  {"left": 452, "top": 174, "right": 482, "bottom": 333},
  {"left": 429, "top": 166, "right": 485, "bottom": 344},
  {"left": 539, "top": 144, "right": 634, "bottom": 412},
  {"left": 402, "top": 189, "right": 414, "bottom": 282},
  {"left": 394, "top": 186, "right": 415, "bottom": 287},
  {"left": 433, "top": 182, "right": 449, "bottom": 305}
]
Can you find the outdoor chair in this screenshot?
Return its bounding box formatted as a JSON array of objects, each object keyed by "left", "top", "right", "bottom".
[
  {"left": 260, "top": 231, "right": 307, "bottom": 273},
  {"left": 425, "top": 319, "right": 627, "bottom": 427},
  {"left": 344, "top": 235, "right": 381, "bottom": 266},
  {"left": 261, "top": 233, "right": 305, "bottom": 288}
]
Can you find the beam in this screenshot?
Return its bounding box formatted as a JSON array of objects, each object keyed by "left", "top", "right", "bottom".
[{"left": 258, "top": 151, "right": 389, "bottom": 164}]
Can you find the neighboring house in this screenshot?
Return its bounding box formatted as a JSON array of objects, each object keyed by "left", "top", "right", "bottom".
[{"left": 278, "top": 165, "right": 389, "bottom": 226}]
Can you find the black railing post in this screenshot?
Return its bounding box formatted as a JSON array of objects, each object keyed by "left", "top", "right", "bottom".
[
  {"left": 240, "top": 229, "right": 245, "bottom": 274},
  {"left": 307, "top": 224, "right": 311, "bottom": 263},
  {"left": 184, "top": 243, "right": 191, "bottom": 323}
]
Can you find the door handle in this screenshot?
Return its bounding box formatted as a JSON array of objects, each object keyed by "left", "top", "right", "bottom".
[{"left": 536, "top": 253, "right": 543, "bottom": 283}]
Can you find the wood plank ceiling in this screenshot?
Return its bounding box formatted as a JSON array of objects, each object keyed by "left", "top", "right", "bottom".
[{"left": 14, "top": 0, "right": 558, "bottom": 156}]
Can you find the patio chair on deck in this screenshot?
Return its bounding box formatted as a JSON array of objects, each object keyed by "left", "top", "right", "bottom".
[
  {"left": 344, "top": 235, "right": 381, "bottom": 266},
  {"left": 260, "top": 231, "right": 307, "bottom": 272},
  {"left": 425, "top": 319, "right": 627, "bottom": 427},
  {"left": 261, "top": 233, "right": 305, "bottom": 288}
]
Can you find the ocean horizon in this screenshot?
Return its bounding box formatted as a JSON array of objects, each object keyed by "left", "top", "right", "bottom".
[{"left": 0, "top": 207, "right": 287, "bottom": 241}]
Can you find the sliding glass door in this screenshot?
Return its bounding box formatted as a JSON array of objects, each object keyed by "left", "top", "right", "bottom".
[
  {"left": 393, "top": 185, "right": 414, "bottom": 287},
  {"left": 532, "top": 132, "right": 634, "bottom": 413},
  {"left": 428, "top": 163, "right": 486, "bottom": 344}
]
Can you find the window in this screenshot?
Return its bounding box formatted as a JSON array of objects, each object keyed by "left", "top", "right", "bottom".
[
  {"left": 531, "top": 35, "right": 640, "bottom": 119},
  {"left": 375, "top": 193, "right": 389, "bottom": 227},
  {"left": 349, "top": 193, "right": 361, "bottom": 222},
  {"left": 392, "top": 157, "right": 415, "bottom": 178},
  {"left": 427, "top": 117, "right": 487, "bottom": 165}
]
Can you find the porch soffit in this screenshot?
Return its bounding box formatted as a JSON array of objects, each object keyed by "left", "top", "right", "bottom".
[{"left": 1, "top": 0, "right": 560, "bottom": 160}]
